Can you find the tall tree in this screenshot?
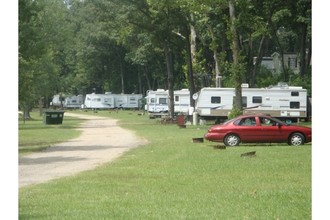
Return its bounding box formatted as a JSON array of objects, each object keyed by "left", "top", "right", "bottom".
[
  {"left": 228, "top": 0, "right": 243, "bottom": 113},
  {"left": 19, "top": 0, "right": 72, "bottom": 118}
]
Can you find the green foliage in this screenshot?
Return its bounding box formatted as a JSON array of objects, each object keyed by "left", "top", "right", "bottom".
[
  {"left": 228, "top": 107, "right": 243, "bottom": 119},
  {"left": 289, "top": 73, "right": 312, "bottom": 96},
  {"left": 19, "top": 0, "right": 312, "bottom": 113},
  {"left": 255, "top": 66, "right": 282, "bottom": 88}
]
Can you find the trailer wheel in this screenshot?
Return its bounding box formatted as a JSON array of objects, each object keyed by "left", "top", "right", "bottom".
[
  {"left": 224, "top": 134, "right": 240, "bottom": 146},
  {"left": 289, "top": 132, "right": 305, "bottom": 146}
]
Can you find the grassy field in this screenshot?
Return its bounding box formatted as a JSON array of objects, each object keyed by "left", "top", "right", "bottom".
[
  {"left": 19, "top": 110, "right": 85, "bottom": 155},
  {"left": 19, "top": 110, "right": 311, "bottom": 219}
]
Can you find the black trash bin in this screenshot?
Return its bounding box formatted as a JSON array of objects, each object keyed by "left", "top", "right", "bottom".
[{"left": 43, "top": 110, "right": 65, "bottom": 125}]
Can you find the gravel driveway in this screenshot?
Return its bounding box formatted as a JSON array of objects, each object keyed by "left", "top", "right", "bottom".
[{"left": 19, "top": 112, "right": 148, "bottom": 188}]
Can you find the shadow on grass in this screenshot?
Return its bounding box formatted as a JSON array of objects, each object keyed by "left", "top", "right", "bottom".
[
  {"left": 19, "top": 117, "right": 86, "bottom": 130},
  {"left": 19, "top": 156, "right": 87, "bottom": 165},
  {"left": 205, "top": 142, "right": 312, "bottom": 149}
]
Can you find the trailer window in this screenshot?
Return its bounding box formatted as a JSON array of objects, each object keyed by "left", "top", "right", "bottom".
[
  {"left": 291, "top": 91, "right": 299, "bottom": 96},
  {"left": 211, "top": 96, "right": 221, "bottom": 104},
  {"left": 93, "top": 98, "right": 101, "bottom": 102},
  {"left": 159, "top": 98, "right": 167, "bottom": 104},
  {"left": 175, "top": 96, "right": 179, "bottom": 102},
  {"left": 150, "top": 98, "right": 155, "bottom": 103},
  {"left": 290, "top": 102, "right": 300, "bottom": 109},
  {"left": 252, "top": 96, "right": 262, "bottom": 104}
]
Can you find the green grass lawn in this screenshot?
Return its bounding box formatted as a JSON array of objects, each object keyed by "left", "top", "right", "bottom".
[
  {"left": 19, "top": 110, "right": 85, "bottom": 155},
  {"left": 19, "top": 109, "right": 311, "bottom": 219}
]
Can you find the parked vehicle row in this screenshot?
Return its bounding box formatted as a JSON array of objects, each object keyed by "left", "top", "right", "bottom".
[
  {"left": 51, "top": 93, "right": 143, "bottom": 109},
  {"left": 51, "top": 83, "right": 311, "bottom": 122},
  {"left": 144, "top": 83, "right": 311, "bottom": 121}
]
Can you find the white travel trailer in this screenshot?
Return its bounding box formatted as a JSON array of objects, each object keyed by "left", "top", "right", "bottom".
[
  {"left": 145, "top": 89, "right": 169, "bottom": 113},
  {"left": 64, "top": 95, "right": 84, "bottom": 108},
  {"left": 51, "top": 94, "right": 63, "bottom": 108},
  {"left": 173, "top": 89, "right": 191, "bottom": 114},
  {"left": 84, "top": 93, "right": 115, "bottom": 109},
  {"left": 114, "top": 94, "right": 143, "bottom": 109},
  {"left": 145, "top": 89, "right": 191, "bottom": 116},
  {"left": 51, "top": 94, "right": 84, "bottom": 108},
  {"left": 194, "top": 83, "right": 308, "bottom": 121}
]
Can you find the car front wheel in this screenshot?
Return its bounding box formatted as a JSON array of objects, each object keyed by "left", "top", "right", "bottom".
[
  {"left": 289, "top": 132, "right": 305, "bottom": 146},
  {"left": 224, "top": 134, "right": 240, "bottom": 146}
]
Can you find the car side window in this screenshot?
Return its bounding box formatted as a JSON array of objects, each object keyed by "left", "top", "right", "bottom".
[
  {"left": 237, "top": 117, "right": 256, "bottom": 126},
  {"left": 260, "top": 117, "right": 277, "bottom": 126}
]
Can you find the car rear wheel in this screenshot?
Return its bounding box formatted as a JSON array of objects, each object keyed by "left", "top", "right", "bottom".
[
  {"left": 224, "top": 134, "right": 240, "bottom": 146},
  {"left": 289, "top": 132, "right": 305, "bottom": 146}
]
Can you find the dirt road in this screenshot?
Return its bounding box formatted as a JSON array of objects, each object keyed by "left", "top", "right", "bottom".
[{"left": 19, "top": 112, "right": 148, "bottom": 188}]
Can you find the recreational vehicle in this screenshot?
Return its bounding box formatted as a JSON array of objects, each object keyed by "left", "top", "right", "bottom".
[
  {"left": 194, "top": 83, "right": 308, "bottom": 121},
  {"left": 84, "top": 93, "right": 115, "bottom": 109},
  {"left": 63, "top": 95, "right": 84, "bottom": 108},
  {"left": 145, "top": 89, "right": 191, "bottom": 116},
  {"left": 51, "top": 94, "right": 84, "bottom": 109},
  {"left": 173, "top": 89, "right": 191, "bottom": 114},
  {"left": 114, "top": 94, "right": 143, "bottom": 109},
  {"left": 51, "top": 95, "right": 63, "bottom": 108},
  {"left": 84, "top": 92, "right": 143, "bottom": 110},
  {"left": 145, "top": 89, "right": 169, "bottom": 114}
]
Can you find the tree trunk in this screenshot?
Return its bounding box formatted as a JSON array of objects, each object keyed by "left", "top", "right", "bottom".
[
  {"left": 39, "top": 97, "right": 44, "bottom": 116},
  {"left": 252, "top": 35, "right": 268, "bottom": 87},
  {"left": 183, "top": 24, "right": 196, "bottom": 108},
  {"left": 164, "top": 41, "right": 174, "bottom": 118},
  {"left": 137, "top": 66, "right": 143, "bottom": 94},
  {"left": 229, "top": 0, "right": 242, "bottom": 111},
  {"left": 22, "top": 103, "right": 32, "bottom": 122},
  {"left": 299, "top": 23, "right": 307, "bottom": 77},
  {"left": 119, "top": 60, "right": 125, "bottom": 94},
  {"left": 213, "top": 51, "right": 222, "bottom": 88},
  {"left": 207, "top": 24, "right": 222, "bottom": 88},
  {"left": 274, "top": 31, "right": 288, "bottom": 81}
]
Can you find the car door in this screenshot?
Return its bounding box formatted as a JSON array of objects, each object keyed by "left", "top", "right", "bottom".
[
  {"left": 234, "top": 116, "right": 262, "bottom": 142},
  {"left": 258, "top": 116, "right": 286, "bottom": 142}
]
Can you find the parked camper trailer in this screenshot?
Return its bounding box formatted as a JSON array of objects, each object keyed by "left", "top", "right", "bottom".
[
  {"left": 51, "top": 94, "right": 84, "bottom": 109},
  {"left": 64, "top": 95, "right": 84, "bottom": 108},
  {"left": 51, "top": 95, "right": 63, "bottom": 108},
  {"left": 84, "top": 93, "right": 115, "bottom": 109},
  {"left": 84, "top": 93, "right": 143, "bottom": 110},
  {"left": 145, "top": 89, "right": 191, "bottom": 117},
  {"left": 174, "top": 89, "right": 191, "bottom": 114},
  {"left": 145, "top": 89, "right": 169, "bottom": 114},
  {"left": 114, "top": 94, "right": 143, "bottom": 109},
  {"left": 194, "top": 84, "right": 308, "bottom": 121}
]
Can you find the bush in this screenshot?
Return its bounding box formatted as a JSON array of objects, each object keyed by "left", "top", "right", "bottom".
[{"left": 228, "top": 107, "right": 242, "bottom": 119}]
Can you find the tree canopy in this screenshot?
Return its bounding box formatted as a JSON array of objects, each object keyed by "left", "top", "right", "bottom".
[{"left": 19, "top": 0, "right": 311, "bottom": 117}]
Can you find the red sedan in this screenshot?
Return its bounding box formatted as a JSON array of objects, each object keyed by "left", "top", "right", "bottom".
[{"left": 204, "top": 114, "right": 311, "bottom": 146}]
